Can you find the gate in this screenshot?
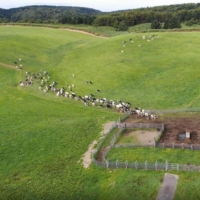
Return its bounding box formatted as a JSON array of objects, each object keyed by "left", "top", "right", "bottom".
[{"left": 167, "top": 163, "right": 179, "bottom": 171}]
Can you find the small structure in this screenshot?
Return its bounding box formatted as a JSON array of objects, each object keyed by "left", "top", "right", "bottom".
[{"left": 186, "top": 130, "right": 191, "bottom": 139}]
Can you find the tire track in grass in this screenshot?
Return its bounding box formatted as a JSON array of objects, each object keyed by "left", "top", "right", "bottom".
[{"left": 0, "top": 62, "right": 18, "bottom": 70}]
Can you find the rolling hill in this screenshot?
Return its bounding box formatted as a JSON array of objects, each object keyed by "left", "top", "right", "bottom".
[{"left": 1, "top": 26, "right": 200, "bottom": 199}]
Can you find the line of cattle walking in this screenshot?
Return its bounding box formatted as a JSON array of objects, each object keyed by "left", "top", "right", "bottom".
[{"left": 18, "top": 67, "right": 158, "bottom": 120}]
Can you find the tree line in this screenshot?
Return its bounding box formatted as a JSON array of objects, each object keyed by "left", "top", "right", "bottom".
[
  {"left": 0, "top": 6, "right": 100, "bottom": 25},
  {"left": 92, "top": 6, "right": 200, "bottom": 30},
  {"left": 1, "top": 4, "right": 200, "bottom": 29}
]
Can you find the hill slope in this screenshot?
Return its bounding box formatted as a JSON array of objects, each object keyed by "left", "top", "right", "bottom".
[
  {"left": 1, "top": 26, "right": 200, "bottom": 200},
  {"left": 1, "top": 26, "right": 200, "bottom": 109}
]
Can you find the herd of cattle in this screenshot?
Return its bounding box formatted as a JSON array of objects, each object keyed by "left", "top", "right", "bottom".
[
  {"left": 18, "top": 68, "right": 158, "bottom": 120},
  {"left": 17, "top": 35, "right": 159, "bottom": 120}
]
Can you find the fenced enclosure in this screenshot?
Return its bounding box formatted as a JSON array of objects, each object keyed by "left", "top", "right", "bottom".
[
  {"left": 92, "top": 120, "right": 200, "bottom": 172},
  {"left": 110, "top": 123, "right": 164, "bottom": 148}
]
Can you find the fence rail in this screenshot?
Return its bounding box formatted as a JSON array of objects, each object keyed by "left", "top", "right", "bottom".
[
  {"left": 156, "top": 143, "right": 200, "bottom": 150},
  {"left": 118, "top": 122, "right": 164, "bottom": 130},
  {"left": 152, "top": 107, "right": 200, "bottom": 114},
  {"left": 93, "top": 149, "right": 200, "bottom": 172},
  {"left": 102, "top": 159, "right": 184, "bottom": 171}
]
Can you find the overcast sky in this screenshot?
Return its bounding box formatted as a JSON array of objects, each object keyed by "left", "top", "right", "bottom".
[{"left": 0, "top": 0, "right": 199, "bottom": 12}]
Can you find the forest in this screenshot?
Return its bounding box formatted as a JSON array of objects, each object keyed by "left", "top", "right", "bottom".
[{"left": 1, "top": 3, "right": 200, "bottom": 29}]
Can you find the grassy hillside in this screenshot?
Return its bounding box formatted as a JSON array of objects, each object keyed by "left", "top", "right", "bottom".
[
  {"left": 2, "top": 26, "right": 200, "bottom": 109},
  {"left": 1, "top": 26, "right": 200, "bottom": 199}
]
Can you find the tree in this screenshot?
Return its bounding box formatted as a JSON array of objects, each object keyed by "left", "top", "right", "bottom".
[
  {"left": 169, "top": 16, "right": 181, "bottom": 28},
  {"left": 185, "top": 18, "right": 198, "bottom": 26},
  {"left": 113, "top": 20, "right": 119, "bottom": 30},
  {"left": 117, "top": 20, "right": 128, "bottom": 31},
  {"left": 163, "top": 18, "right": 170, "bottom": 29},
  {"left": 151, "top": 19, "right": 161, "bottom": 29},
  {"left": 163, "top": 17, "right": 181, "bottom": 29}
]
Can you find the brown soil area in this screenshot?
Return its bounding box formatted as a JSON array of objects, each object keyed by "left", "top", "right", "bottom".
[
  {"left": 125, "top": 113, "right": 200, "bottom": 144},
  {"left": 118, "top": 129, "right": 159, "bottom": 145}
]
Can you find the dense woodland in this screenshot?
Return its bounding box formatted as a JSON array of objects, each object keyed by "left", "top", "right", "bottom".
[{"left": 1, "top": 3, "right": 200, "bottom": 29}]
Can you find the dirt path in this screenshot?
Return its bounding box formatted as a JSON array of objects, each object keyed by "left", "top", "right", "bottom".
[
  {"left": 156, "top": 173, "right": 179, "bottom": 200},
  {"left": 60, "top": 28, "right": 108, "bottom": 38},
  {"left": 0, "top": 62, "right": 18, "bottom": 70},
  {"left": 82, "top": 121, "right": 116, "bottom": 168}
]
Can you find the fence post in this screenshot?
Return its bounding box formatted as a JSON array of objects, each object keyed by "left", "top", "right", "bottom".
[
  {"left": 154, "top": 138, "right": 156, "bottom": 147},
  {"left": 155, "top": 160, "right": 158, "bottom": 171},
  {"left": 163, "top": 143, "right": 165, "bottom": 148},
  {"left": 106, "top": 159, "right": 109, "bottom": 169},
  {"left": 165, "top": 160, "right": 168, "bottom": 171},
  {"left": 191, "top": 145, "right": 193, "bottom": 150},
  {"left": 172, "top": 143, "right": 174, "bottom": 148},
  {"left": 125, "top": 160, "right": 128, "bottom": 169},
  {"left": 182, "top": 143, "right": 184, "bottom": 149},
  {"left": 116, "top": 160, "right": 118, "bottom": 169},
  {"left": 135, "top": 160, "right": 138, "bottom": 169},
  {"left": 145, "top": 160, "right": 148, "bottom": 170}
]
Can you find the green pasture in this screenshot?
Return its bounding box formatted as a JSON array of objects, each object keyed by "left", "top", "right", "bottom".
[
  {"left": 106, "top": 147, "right": 200, "bottom": 165},
  {"left": 106, "top": 147, "right": 200, "bottom": 199},
  {"left": 1, "top": 26, "right": 200, "bottom": 199},
  {"left": 1, "top": 26, "right": 200, "bottom": 109}
]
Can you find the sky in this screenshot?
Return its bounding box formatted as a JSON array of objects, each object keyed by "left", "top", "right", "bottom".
[{"left": 0, "top": 0, "right": 199, "bottom": 12}]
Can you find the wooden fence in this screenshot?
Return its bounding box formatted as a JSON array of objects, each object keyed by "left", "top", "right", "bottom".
[
  {"left": 94, "top": 145, "right": 200, "bottom": 172},
  {"left": 92, "top": 121, "right": 200, "bottom": 172},
  {"left": 110, "top": 123, "right": 164, "bottom": 148},
  {"left": 156, "top": 143, "right": 200, "bottom": 150}
]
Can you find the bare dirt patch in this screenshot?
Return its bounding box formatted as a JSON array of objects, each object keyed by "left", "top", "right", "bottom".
[
  {"left": 60, "top": 28, "right": 108, "bottom": 38},
  {"left": 125, "top": 113, "right": 200, "bottom": 144},
  {"left": 119, "top": 129, "right": 159, "bottom": 145},
  {"left": 82, "top": 140, "right": 98, "bottom": 168},
  {"left": 82, "top": 121, "right": 116, "bottom": 168}
]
